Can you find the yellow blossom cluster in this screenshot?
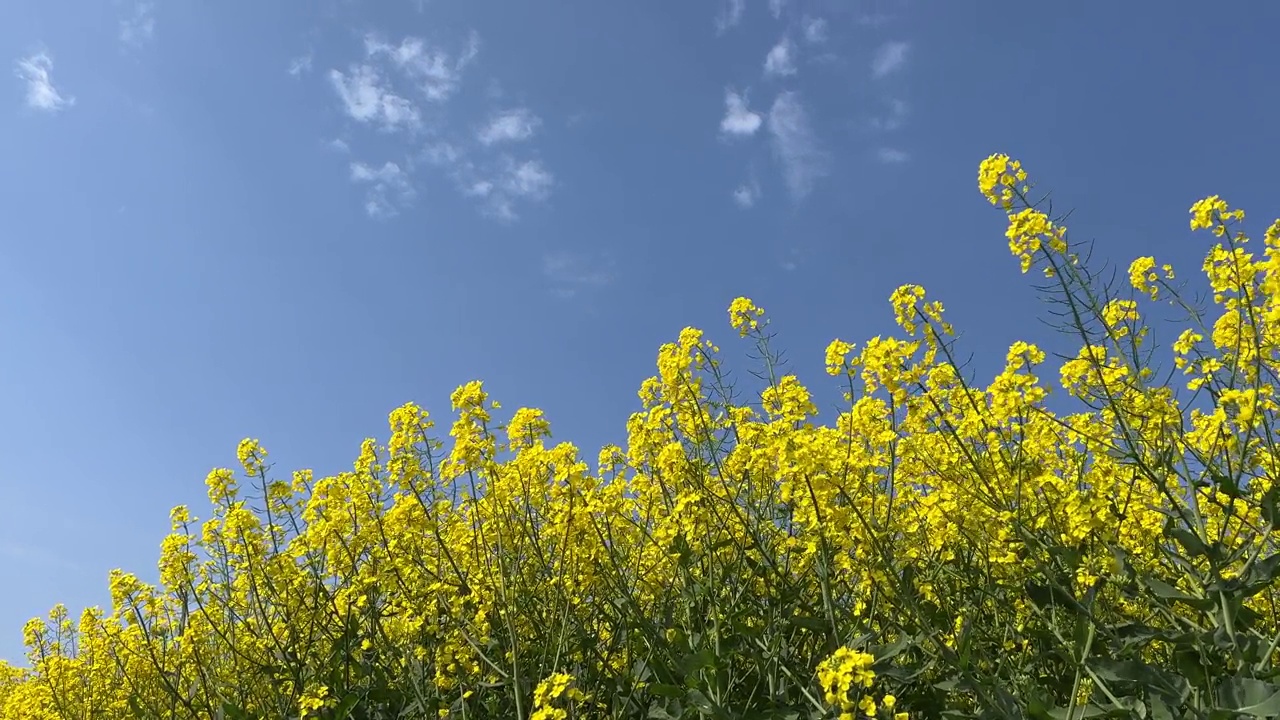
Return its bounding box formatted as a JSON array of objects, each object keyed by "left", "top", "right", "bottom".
[{"left": 3, "top": 154, "right": 1280, "bottom": 719}]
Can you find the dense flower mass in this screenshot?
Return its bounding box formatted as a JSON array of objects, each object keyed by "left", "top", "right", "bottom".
[{"left": 4, "top": 155, "right": 1280, "bottom": 718}]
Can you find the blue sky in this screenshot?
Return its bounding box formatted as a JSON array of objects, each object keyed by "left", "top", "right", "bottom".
[{"left": 2, "top": 0, "right": 1279, "bottom": 662}]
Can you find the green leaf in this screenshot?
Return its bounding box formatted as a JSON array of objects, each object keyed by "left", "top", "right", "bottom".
[
  {"left": 631, "top": 659, "right": 654, "bottom": 684},
  {"left": 878, "top": 662, "right": 932, "bottom": 682},
  {"left": 333, "top": 692, "right": 361, "bottom": 719},
  {"left": 648, "top": 683, "right": 685, "bottom": 698},
  {"left": 870, "top": 633, "right": 915, "bottom": 667},
  {"left": 1046, "top": 703, "right": 1108, "bottom": 719},
  {"left": 1242, "top": 554, "right": 1280, "bottom": 597},
  {"left": 1173, "top": 645, "right": 1208, "bottom": 689},
  {"left": 679, "top": 649, "right": 717, "bottom": 677},
  {"left": 738, "top": 712, "right": 802, "bottom": 720},
  {"left": 218, "top": 701, "right": 251, "bottom": 720},
  {"left": 1027, "top": 581, "right": 1089, "bottom": 616},
  {"left": 1262, "top": 483, "right": 1280, "bottom": 531},
  {"left": 1111, "top": 621, "right": 1171, "bottom": 651},
  {"left": 1168, "top": 527, "right": 1211, "bottom": 559},
  {"left": 1026, "top": 692, "right": 1052, "bottom": 720},
  {"left": 647, "top": 703, "right": 678, "bottom": 720},
  {"left": 789, "top": 615, "right": 829, "bottom": 632},
  {"left": 1072, "top": 612, "right": 1092, "bottom": 663},
  {"left": 1216, "top": 677, "right": 1280, "bottom": 717},
  {"left": 1208, "top": 468, "right": 1245, "bottom": 499},
  {"left": 1142, "top": 577, "right": 1215, "bottom": 611},
  {"left": 1091, "top": 659, "right": 1190, "bottom": 706},
  {"left": 685, "top": 689, "right": 730, "bottom": 720},
  {"left": 1239, "top": 691, "right": 1280, "bottom": 719},
  {"left": 933, "top": 678, "right": 960, "bottom": 692}
]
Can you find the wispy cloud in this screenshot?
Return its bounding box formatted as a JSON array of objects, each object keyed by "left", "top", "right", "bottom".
[
  {"left": 781, "top": 246, "right": 801, "bottom": 272},
  {"left": 493, "top": 159, "right": 554, "bottom": 221},
  {"left": 877, "top": 147, "right": 909, "bottom": 164},
  {"left": 732, "top": 177, "right": 761, "bottom": 208},
  {"left": 329, "top": 64, "right": 421, "bottom": 132},
  {"left": 871, "top": 41, "right": 910, "bottom": 79},
  {"left": 421, "top": 135, "right": 556, "bottom": 221},
  {"left": 720, "top": 89, "right": 762, "bottom": 137},
  {"left": 715, "top": 0, "right": 745, "bottom": 34},
  {"left": 856, "top": 11, "right": 896, "bottom": 28},
  {"left": 365, "top": 32, "right": 479, "bottom": 102},
  {"left": 801, "top": 16, "right": 828, "bottom": 44},
  {"left": 15, "top": 52, "right": 74, "bottom": 112},
  {"left": 459, "top": 156, "right": 554, "bottom": 221},
  {"left": 422, "top": 141, "right": 463, "bottom": 167},
  {"left": 328, "top": 138, "right": 350, "bottom": 153},
  {"left": 461, "top": 178, "right": 494, "bottom": 198},
  {"left": 763, "top": 37, "right": 797, "bottom": 79},
  {"left": 767, "top": 92, "right": 826, "bottom": 199},
  {"left": 329, "top": 29, "right": 552, "bottom": 224},
  {"left": 870, "top": 97, "right": 908, "bottom": 131},
  {"left": 119, "top": 2, "right": 156, "bottom": 49},
  {"left": 543, "top": 251, "right": 614, "bottom": 298},
  {"left": 768, "top": 0, "right": 787, "bottom": 18},
  {"left": 288, "top": 51, "right": 314, "bottom": 77},
  {"left": 477, "top": 108, "right": 541, "bottom": 146},
  {"left": 501, "top": 158, "right": 553, "bottom": 200},
  {"left": 350, "top": 161, "right": 414, "bottom": 218}
]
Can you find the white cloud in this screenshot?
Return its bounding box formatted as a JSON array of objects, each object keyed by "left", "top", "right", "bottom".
[
  {"left": 458, "top": 156, "right": 554, "bottom": 221},
  {"left": 328, "top": 29, "right": 553, "bottom": 224},
  {"left": 15, "top": 52, "right": 73, "bottom": 112},
  {"left": 857, "top": 13, "right": 895, "bottom": 28},
  {"left": 732, "top": 178, "right": 761, "bottom": 208},
  {"left": 459, "top": 31, "right": 482, "bottom": 66},
  {"left": 119, "top": 2, "right": 156, "bottom": 49},
  {"left": 543, "top": 251, "right": 614, "bottom": 298},
  {"left": 872, "top": 41, "right": 909, "bottom": 79},
  {"left": 870, "top": 97, "right": 908, "bottom": 131},
  {"left": 715, "top": 0, "right": 745, "bottom": 34},
  {"left": 350, "top": 161, "right": 414, "bottom": 218},
  {"left": 329, "top": 64, "right": 421, "bottom": 132},
  {"left": 763, "top": 37, "right": 797, "bottom": 78},
  {"left": 768, "top": 0, "right": 787, "bottom": 18},
  {"left": 462, "top": 179, "right": 494, "bottom": 197},
  {"left": 422, "top": 141, "right": 463, "bottom": 167},
  {"left": 767, "top": 92, "right": 827, "bottom": 199},
  {"left": 483, "top": 199, "right": 519, "bottom": 221},
  {"left": 365, "top": 31, "right": 479, "bottom": 102},
  {"left": 288, "top": 52, "right": 313, "bottom": 77},
  {"left": 477, "top": 108, "right": 541, "bottom": 145},
  {"left": 719, "top": 89, "right": 762, "bottom": 137},
  {"left": 501, "top": 158, "right": 553, "bottom": 200},
  {"left": 802, "top": 16, "right": 828, "bottom": 44},
  {"left": 483, "top": 158, "right": 554, "bottom": 220},
  {"left": 781, "top": 246, "right": 801, "bottom": 271},
  {"left": 877, "top": 147, "right": 909, "bottom": 164},
  {"left": 328, "top": 138, "right": 350, "bottom": 153}
]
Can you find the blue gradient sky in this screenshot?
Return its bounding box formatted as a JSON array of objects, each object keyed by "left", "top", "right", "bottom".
[{"left": 2, "top": 0, "right": 1278, "bottom": 662}]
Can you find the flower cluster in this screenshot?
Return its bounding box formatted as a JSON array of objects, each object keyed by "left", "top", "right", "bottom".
[{"left": 4, "top": 155, "right": 1280, "bottom": 719}]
